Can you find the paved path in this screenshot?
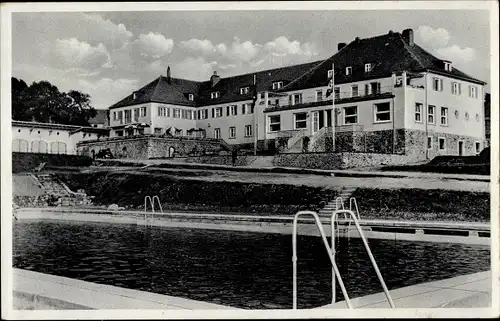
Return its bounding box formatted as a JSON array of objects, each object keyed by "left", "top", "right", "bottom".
[{"left": 318, "top": 271, "right": 491, "bottom": 309}]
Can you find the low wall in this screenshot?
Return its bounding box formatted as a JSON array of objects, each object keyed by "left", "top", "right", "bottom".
[
  {"left": 186, "top": 155, "right": 257, "bottom": 166},
  {"left": 12, "top": 152, "right": 92, "bottom": 173},
  {"left": 77, "top": 136, "right": 224, "bottom": 159},
  {"left": 273, "top": 152, "right": 424, "bottom": 170}
]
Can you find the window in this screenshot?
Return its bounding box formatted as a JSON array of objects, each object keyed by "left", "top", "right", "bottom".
[
  {"left": 269, "top": 115, "right": 281, "bottom": 132},
  {"left": 214, "top": 128, "right": 221, "bottom": 139},
  {"left": 439, "top": 137, "right": 446, "bottom": 151},
  {"left": 230, "top": 105, "right": 237, "bottom": 116},
  {"left": 343, "top": 106, "right": 358, "bottom": 124},
  {"left": 475, "top": 142, "right": 481, "bottom": 154},
  {"left": 292, "top": 93, "right": 303, "bottom": 105},
  {"left": 113, "top": 112, "right": 117, "bottom": 121},
  {"left": 427, "top": 136, "right": 433, "bottom": 150},
  {"left": 444, "top": 62, "right": 452, "bottom": 72},
  {"left": 292, "top": 112, "right": 307, "bottom": 129},
  {"left": 158, "top": 106, "right": 168, "bottom": 117},
  {"left": 117, "top": 111, "right": 123, "bottom": 124},
  {"left": 476, "top": 114, "right": 480, "bottom": 122},
  {"left": 139, "top": 107, "right": 146, "bottom": 117},
  {"left": 240, "top": 87, "right": 250, "bottom": 95},
  {"left": 374, "top": 102, "right": 391, "bottom": 122},
  {"left": 134, "top": 108, "right": 140, "bottom": 121},
  {"left": 346, "top": 66, "right": 352, "bottom": 75},
  {"left": 351, "top": 85, "right": 359, "bottom": 97},
  {"left": 469, "top": 85, "right": 478, "bottom": 98},
  {"left": 211, "top": 91, "right": 220, "bottom": 99},
  {"left": 365, "top": 82, "right": 381, "bottom": 95},
  {"left": 188, "top": 94, "right": 194, "bottom": 101},
  {"left": 327, "top": 70, "right": 333, "bottom": 78},
  {"left": 432, "top": 78, "right": 443, "bottom": 92},
  {"left": 440, "top": 107, "right": 448, "bottom": 125},
  {"left": 229, "top": 126, "right": 236, "bottom": 139},
  {"left": 364, "top": 63, "right": 372, "bottom": 72},
  {"left": 465, "top": 112, "right": 469, "bottom": 121},
  {"left": 428, "top": 105, "right": 436, "bottom": 124},
  {"left": 451, "top": 82, "right": 461, "bottom": 95},
  {"left": 415, "top": 103, "right": 423, "bottom": 122},
  {"left": 334, "top": 87, "right": 340, "bottom": 99},
  {"left": 154, "top": 128, "right": 162, "bottom": 134},
  {"left": 215, "top": 107, "right": 223, "bottom": 118},
  {"left": 272, "top": 81, "right": 283, "bottom": 90},
  {"left": 173, "top": 108, "right": 180, "bottom": 118},
  {"left": 244, "top": 125, "right": 253, "bottom": 137},
  {"left": 124, "top": 110, "right": 132, "bottom": 123},
  {"left": 275, "top": 99, "right": 280, "bottom": 107},
  {"left": 316, "top": 90, "right": 323, "bottom": 102},
  {"left": 200, "top": 109, "right": 208, "bottom": 119}
]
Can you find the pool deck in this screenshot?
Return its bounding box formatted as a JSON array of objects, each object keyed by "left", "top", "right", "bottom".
[
  {"left": 318, "top": 271, "right": 491, "bottom": 309},
  {"left": 13, "top": 268, "right": 238, "bottom": 310},
  {"left": 12, "top": 269, "right": 491, "bottom": 311}
]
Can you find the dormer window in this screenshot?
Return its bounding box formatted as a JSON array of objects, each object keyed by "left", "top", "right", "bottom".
[
  {"left": 444, "top": 61, "right": 453, "bottom": 72},
  {"left": 188, "top": 94, "right": 194, "bottom": 101},
  {"left": 327, "top": 70, "right": 333, "bottom": 78},
  {"left": 133, "top": 91, "right": 138, "bottom": 99},
  {"left": 211, "top": 91, "right": 220, "bottom": 99},
  {"left": 240, "top": 87, "right": 250, "bottom": 95},
  {"left": 272, "top": 81, "right": 283, "bottom": 90},
  {"left": 346, "top": 66, "right": 352, "bottom": 76},
  {"left": 364, "top": 63, "right": 372, "bottom": 73}
]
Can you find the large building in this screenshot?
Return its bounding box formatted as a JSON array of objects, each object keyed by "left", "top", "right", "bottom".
[{"left": 104, "top": 28, "right": 486, "bottom": 160}]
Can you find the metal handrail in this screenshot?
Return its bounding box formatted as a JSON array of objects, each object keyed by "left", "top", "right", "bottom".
[
  {"left": 292, "top": 211, "right": 352, "bottom": 309},
  {"left": 152, "top": 195, "right": 163, "bottom": 214},
  {"left": 331, "top": 210, "right": 395, "bottom": 308},
  {"left": 349, "top": 197, "right": 361, "bottom": 220},
  {"left": 144, "top": 196, "right": 155, "bottom": 224}
]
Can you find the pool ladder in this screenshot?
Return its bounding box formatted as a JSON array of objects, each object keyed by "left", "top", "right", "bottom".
[
  {"left": 292, "top": 209, "right": 395, "bottom": 309},
  {"left": 144, "top": 195, "right": 162, "bottom": 227}
]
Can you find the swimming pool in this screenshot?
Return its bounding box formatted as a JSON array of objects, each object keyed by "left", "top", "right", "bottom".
[{"left": 13, "top": 221, "right": 490, "bottom": 309}]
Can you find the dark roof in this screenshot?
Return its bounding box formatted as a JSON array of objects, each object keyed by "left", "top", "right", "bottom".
[
  {"left": 109, "top": 30, "right": 486, "bottom": 109},
  {"left": 88, "top": 109, "right": 108, "bottom": 125},
  {"left": 12, "top": 120, "right": 109, "bottom": 133},
  {"left": 280, "top": 31, "right": 485, "bottom": 92},
  {"left": 110, "top": 76, "right": 202, "bottom": 109}
]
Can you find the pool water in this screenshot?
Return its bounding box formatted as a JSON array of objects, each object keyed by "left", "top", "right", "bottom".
[{"left": 13, "top": 221, "right": 490, "bottom": 309}]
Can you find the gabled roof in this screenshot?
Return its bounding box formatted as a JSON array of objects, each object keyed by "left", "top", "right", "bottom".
[
  {"left": 110, "top": 76, "right": 202, "bottom": 109},
  {"left": 197, "top": 61, "right": 322, "bottom": 106},
  {"left": 280, "top": 31, "right": 485, "bottom": 92}
]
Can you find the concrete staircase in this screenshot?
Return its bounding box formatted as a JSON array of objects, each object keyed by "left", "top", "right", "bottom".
[
  {"left": 318, "top": 186, "right": 358, "bottom": 215},
  {"left": 35, "top": 174, "right": 93, "bottom": 207}
]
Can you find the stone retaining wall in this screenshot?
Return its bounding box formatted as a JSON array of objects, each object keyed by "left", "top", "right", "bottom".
[
  {"left": 185, "top": 155, "right": 257, "bottom": 166},
  {"left": 77, "top": 136, "right": 224, "bottom": 159}
]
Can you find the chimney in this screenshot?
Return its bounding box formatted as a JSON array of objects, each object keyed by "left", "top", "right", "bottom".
[
  {"left": 402, "top": 28, "right": 414, "bottom": 46},
  {"left": 166, "top": 66, "right": 171, "bottom": 83},
  {"left": 210, "top": 71, "right": 220, "bottom": 88},
  {"left": 337, "top": 43, "right": 347, "bottom": 51}
]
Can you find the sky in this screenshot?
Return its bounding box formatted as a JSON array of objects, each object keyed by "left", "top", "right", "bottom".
[{"left": 11, "top": 9, "right": 491, "bottom": 109}]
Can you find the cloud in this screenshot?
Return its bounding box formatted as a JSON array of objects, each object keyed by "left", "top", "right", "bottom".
[
  {"left": 436, "top": 45, "right": 476, "bottom": 62},
  {"left": 171, "top": 57, "right": 218, "bottom": 81},
  {"left": 131, "top": 32, "right": 174, "bottom": 59},
  {"left": 416, "top": 25, "right": 451, "bottom": 48},
  {"left": 178, "top": 35, "right": 318, "bottom": 69},
  {"left": 51, "top": 38, "right": 111, "bottom": 71},
  {"left": 82, "top": 13, "right": 133, "bottom": 49},
  {"left": 416, "top": 25, "right": 477, "bottom": 64},
  {"left": 180, "top": 38, "right": 216, "bottom": 56}
]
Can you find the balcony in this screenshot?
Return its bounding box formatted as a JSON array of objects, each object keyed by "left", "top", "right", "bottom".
[{"left": 264, "top": 85, "right": 395, "bottom": 113}]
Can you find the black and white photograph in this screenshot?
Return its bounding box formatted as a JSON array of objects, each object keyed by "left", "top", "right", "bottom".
[{"left": 1, "top": 1, "right": 499, "bottom": 319}]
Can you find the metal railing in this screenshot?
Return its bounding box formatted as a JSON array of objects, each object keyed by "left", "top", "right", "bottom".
[
  {"left": 144, "top": 195, "right": 163, "bottom": 226},
  {"left": 292, "top": 211, "right": 352, "bottom": 309},
  {"left": 292, "top": 209, "right": 395, "bottom": 309},
  {"left": 330, "top": 210, "right": 395, "bottom": 308}
]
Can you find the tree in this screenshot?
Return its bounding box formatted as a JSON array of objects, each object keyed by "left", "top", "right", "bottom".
[{"left": 11, "top": 77, "right": 97, "bottom": 126}]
